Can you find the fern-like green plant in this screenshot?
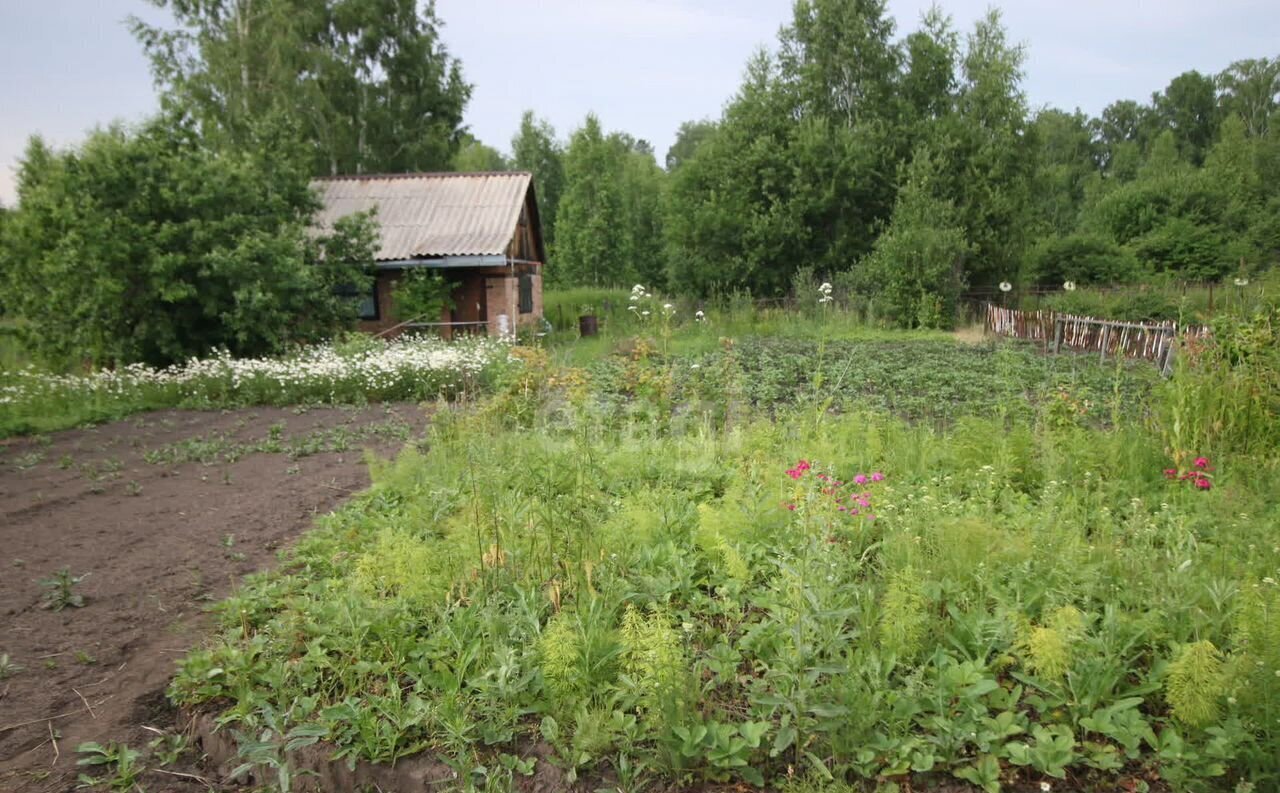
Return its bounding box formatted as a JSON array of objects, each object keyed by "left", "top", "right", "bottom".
[
  {"left": 620, "top": 604, "right": 684, "bottom": 712},
  {"left": 1027, "top": 626, "right": 1071, "bottom": 682},
  {"left": 694, "top": 504, "right": 751, "bottom": 585},
  {"left": 539, "top": 613, "right": 583, "bottom": 700},
  {"left": 878, "top": 566, "right": 928, "bottom": 658},
  {"left": 1165, "top": 640, "right": 1225, "bottom": 728}
]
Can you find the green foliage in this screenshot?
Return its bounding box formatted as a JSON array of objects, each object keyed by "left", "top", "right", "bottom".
[
  {"left": 166, "top": 322, "right": 1280, "bottom": 787},
  {"left": 665, "top": 120, "right": 718, "bottom": 171},
  {"left": 538, "top": 612, "right": 584, "bottom": 700},
  {"left": 452, "top": 136, "right": 509, "bottom": 172},
  {"left": 40, "top": 567, "right": 87, "bottom": 611},
  {"left": 131, "top": 0, "right": 470, "bottom": 175},
  {"left": 511, "top": 112, "right": 565, "bottom": 247},
  {"left": 877, "top": 566, "right": 928, "bottom": 658},
  {"left": 390, "top": 269, "right": 454, "bottom": 323},
  {"left": 554, "top": 115, "right": 665, "bottom": 288},
  {"left": 0, "top": 115, "right": 376, "bottom": 367},
  {"left": 1166, "top": 641, "right": 1226, "bottom": 727},
  {"left": 1028, "top": 234, "right": 1142, "bottom": 286},
  {"left": 76, "top": 742, "right": 144, "bottom": 792},
  {"left": 853, "top": 146, "right": 972, "bottom": 328}
]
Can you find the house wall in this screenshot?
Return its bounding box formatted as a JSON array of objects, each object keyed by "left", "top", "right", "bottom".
[{"left": 357, "top": 270, "right": 404, "bottom": 336}]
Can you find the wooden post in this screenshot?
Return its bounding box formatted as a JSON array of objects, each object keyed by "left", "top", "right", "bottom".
[
  {"left": 1053, "top": 318, "right": 1063, "bottom": 354},
  {"left": 1099, "top": 325, "right": 1109, "bottom": 362},
  {"left": 1160, "top": 329, "right": 1176, "bottom": 377}
]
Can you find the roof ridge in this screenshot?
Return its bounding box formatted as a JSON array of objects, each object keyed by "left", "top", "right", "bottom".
[{"left": 313, "top": 171, "right": 531, "bottom": 182}]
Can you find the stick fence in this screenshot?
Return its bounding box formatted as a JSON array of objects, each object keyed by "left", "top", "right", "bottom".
[{"left": 983, "top": 303, "right": 1210, "bottom": 374}]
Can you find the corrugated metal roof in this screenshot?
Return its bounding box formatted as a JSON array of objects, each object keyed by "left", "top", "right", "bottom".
[{"left": 312, "top": 172, "right": 533, "bottom": 261}]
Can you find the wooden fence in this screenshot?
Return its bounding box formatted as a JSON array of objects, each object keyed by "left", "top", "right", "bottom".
[{"left": 984, "top": 303, "right": 1210, "bottom": 374}]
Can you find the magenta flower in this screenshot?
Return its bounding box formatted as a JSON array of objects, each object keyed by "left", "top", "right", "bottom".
[
  {"left": 1194, "top": 477, "right": 1212, "bottom": 490},
  {"left": 1193, "top": 456, "right": 1210, "bottom": 470},
  {"left": 1163, "top": 468, "right": 1178, "bottom": 479},
  {"left": 871, "top": 472, "right": 885, "bottom": 482},
  {"left": 854, "top": 473, "right": 869, "bottom": 485}
]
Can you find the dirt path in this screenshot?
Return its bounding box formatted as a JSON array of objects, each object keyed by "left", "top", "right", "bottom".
[{"left": 0, "top": 404, "right": 426, "bottom": 792}]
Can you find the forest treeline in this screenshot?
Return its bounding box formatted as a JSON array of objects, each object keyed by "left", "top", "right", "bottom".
[
  {"left": 511, "top": 2, "right": 1280, "bottom": 328},
  {"left": 2, "top": 0, "right": 1278, "bottom": 365}
]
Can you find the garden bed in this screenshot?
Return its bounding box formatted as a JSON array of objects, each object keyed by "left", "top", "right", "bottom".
[{"left": 0, "top": 404, "right": 426, "bottom": 792}]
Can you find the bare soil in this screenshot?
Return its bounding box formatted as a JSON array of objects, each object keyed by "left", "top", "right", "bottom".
[{"left": 0, "top": 404, "right": 426, "bottom": 792}]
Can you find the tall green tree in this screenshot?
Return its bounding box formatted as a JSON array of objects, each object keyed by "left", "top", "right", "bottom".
[
  {"left": 1029, "top": 108, "right": 1101, "bottom": 236},
  {"left": 664, "top": 120, "right": 717, "bottom": 171},
  {"left": 1091, "top": 99, "right": 1156, "bottom": 179},
  {"left": 779, "top": 0, "right": 901, "bottom": 125},
  {"left": 933, "top": 9, "right": 1033, "bottom": 287},
  {"left": 665, "top": 51, "right": 803, "bottom": 296},
  {"left": 131, "top": 0, "right": 471, "bottom": 175},
  {"left": 554, "top": 115, "right": 631, "bottom": 286},
  {"left": 855, "top": 146, "right": 972, "bottom": 327},
  {"left": 0, "top": 115, "right": 376, "bottom": 366},
  {"left": 511, "top": 112, "right": 564, "bottom": 248},
  {"left": 1151, "top": 70, "right": 1220, "bottom": 165},
  {"left": 1217, "top": 57, "right": 1280, "bottom": 138}
]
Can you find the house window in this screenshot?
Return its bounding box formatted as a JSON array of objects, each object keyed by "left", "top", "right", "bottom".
[
  {"left": 518, "top": 273, "right": 534, "bottom": 314},
  {"left": 336, "top": 280, "right": 379, "bottom": 320}
]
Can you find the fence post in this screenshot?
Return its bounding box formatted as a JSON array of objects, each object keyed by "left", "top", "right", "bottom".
[
  {"left": 1099, "top": 325, "right": 1109, "bottom": 363},
  {"left": 1053, "top": 318, "right": 1063, "bottom": 354}
]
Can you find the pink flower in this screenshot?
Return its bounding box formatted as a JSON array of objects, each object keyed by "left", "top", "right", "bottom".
[
  {"left": 786, "top": 503, "right": 797, "bottom": 511},
  {"left": 854, "top": 474, "right": 869, "bottom": 485},
  {"left": 1193, "top": 456, "right": 1210, "bottom": 469},
  {"left": 1163, "top": 468, "right": 1178, "bottom": 479},
  {"left": 871, "top": 472, "right": 885, "bottom": 482},
  {"left": 1194, "top": 477, "right": 1212, "bottom": 490},
  {"left": 856, "top": 497, "right": 871, "bottom": 508},
  {"left": 797, "top": 460, "right": 811, "bottom": 472}
]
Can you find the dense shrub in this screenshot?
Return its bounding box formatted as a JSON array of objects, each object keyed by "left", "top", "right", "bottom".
[
  {"left": 1028, "top": 233, "right": 1142, "bottom": 286},
  {"left": 0, "top": 114, "right": 377, "bottom": 367}
]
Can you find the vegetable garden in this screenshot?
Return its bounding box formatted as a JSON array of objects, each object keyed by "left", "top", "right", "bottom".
[{"left": 149, "top": 300, "right": 1280, "bottom": 792}]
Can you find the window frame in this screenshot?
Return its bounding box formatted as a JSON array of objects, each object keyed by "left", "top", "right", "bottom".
[{"left": 518, "top": 272, "right": 534, "bottom": 314}]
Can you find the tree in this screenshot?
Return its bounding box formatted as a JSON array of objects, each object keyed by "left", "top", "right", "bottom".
[
  {"left": 511, "top": 112, "right": 565, "bottom": 248},
  {"left": 0, "top": 115, "right": 376, "bottom": 366},
  {"left": 665, "top": 50, "right": 803, "bottom": 296},
  {"left": 932, "top": 9, "right": 1033, "bottom": 287},
  {"left": 1152, "top": 70, "right": 1220, "bottom": 165},
  {"left": 131, "top": 0, "right": 471, "bottom": 175},
  {"left": 1029, "top": 109, "right": 1101, "bottom": 236},
  {"left": 1217, "top": 57, "right": 1280, "bottom": 138},
  {"left": 1090, "top": 99, "right": 1157, "bottom": 178},
  {"left": 853, "top": 146, "right": 971, "bottom": 328},
  {"left": 664, "top": 120, "right": 717, "bottom": 171},
  {"left": 452, "top": 135, "right": 509, "bottom": 172},
  {"left": 554, "top": 115, "right": 630, "bottom": 286},
  {"left": 779, "top": 0, "right": 901, "bottom": 126},
  {"left": 618, "top": 143, "right": 668, "bottom": 288}
]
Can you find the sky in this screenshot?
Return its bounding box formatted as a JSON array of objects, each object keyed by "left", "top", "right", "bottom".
[{"left": 1, "top": 0, "right": 1278, "bottom": 206}]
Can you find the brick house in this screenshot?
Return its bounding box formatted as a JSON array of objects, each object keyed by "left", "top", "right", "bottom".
[{"left": 312, "top": 172, "right": 546, "bottom": 338}]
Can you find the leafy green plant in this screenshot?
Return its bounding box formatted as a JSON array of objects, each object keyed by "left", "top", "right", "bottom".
[
  {"left": 75, "top": 742, "right": 143, "bottom": 792},
  {"left": 40, "top": 567, "right": 87, "bottom": 610}
]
